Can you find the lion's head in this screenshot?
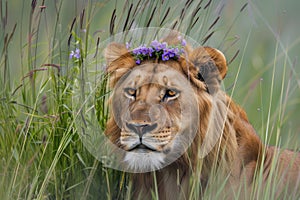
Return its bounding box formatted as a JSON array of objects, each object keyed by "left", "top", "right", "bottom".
[
  {"left": 110, "top": 62, "right": 202, "bottom": 171},
  {"left": 104, "top": 35, "right": 234, "bottom": 173}
]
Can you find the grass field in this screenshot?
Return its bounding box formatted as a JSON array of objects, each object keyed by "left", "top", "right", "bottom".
[{"left": 0, "top": 0, "right": 299, "bottom": 199}]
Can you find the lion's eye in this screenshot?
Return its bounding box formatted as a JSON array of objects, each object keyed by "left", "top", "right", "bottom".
[
  {"left": 124, "top": 88, "right": 136, "bottom": 99},
  {"left": 163, "top": 89, "right": 179, "bottom": 101},
  {"left": 166, "top": 89, "right": 177, "bottom": 97}
]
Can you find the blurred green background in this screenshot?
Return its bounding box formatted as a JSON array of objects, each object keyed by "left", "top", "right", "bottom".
[{"left": 1, "top": 0, "right": 300, "bottom": 199}]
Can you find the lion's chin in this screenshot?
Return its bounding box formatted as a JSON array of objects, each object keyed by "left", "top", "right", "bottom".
[{"left": 123, "top": 151, "right": 166, "bottom": 172}]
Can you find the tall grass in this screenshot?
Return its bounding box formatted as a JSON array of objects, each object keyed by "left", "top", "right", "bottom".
[{"left": 0, "top": 0, "right": 299, "bottom": 199}]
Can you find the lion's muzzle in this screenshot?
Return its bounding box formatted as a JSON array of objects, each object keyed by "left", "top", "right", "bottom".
[{"left": 126, "top": 122, "right": 158, "bottom": 138}]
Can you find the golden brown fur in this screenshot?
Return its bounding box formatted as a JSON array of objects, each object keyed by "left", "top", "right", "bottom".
[{"left": 104, "top": 35, "right": 300, "bottom": 199}]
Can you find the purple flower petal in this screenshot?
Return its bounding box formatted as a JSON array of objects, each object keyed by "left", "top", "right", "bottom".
[
  {"left": 136, "top": 59, "right": 141, "bottom": 64},
  {"left": 132, "top": 48, "right": 141, "bottom": 55},
  {"left": 151, "top": 40, "right": 160, "bottom": 49},
  {"left": 69, "top": 51, "right": 74, "bottom": 59},
  {"left": 141, "top": 46, "right": 149, "bottom": 55},
  {"left": 174, "top": 48, "right": 179, "bottom": 54},
  {"left": 74, "top": 48, "right": 80, "bottom": 59},
  {"left": 161, "top": 42, "right": 167, "bottom": 49},
  {"left": 162, "top": 53, "right": 169, "bottom": 61},
  {"left": 169, "top": 53, "right": 175, "bottom": 58},
  {"left": 126, "top": 42, "right": 131, "bottom": 49}
]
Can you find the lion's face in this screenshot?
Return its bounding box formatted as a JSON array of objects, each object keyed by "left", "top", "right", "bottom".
[
  {"left": 111, "top": 63, "right": 199, "bottom": 171},
  {"left": 105, "top": 39, "right": 228, "bottom": 172}
]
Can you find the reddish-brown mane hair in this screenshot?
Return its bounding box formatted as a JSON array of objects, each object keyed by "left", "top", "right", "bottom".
[{"left": 104, "top": 35, "right": 300, "bottom": 199}]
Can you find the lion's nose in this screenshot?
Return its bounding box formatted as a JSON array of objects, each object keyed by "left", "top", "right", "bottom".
[{"left": 126, "top": 122, "right": 158, "bottom": 137}]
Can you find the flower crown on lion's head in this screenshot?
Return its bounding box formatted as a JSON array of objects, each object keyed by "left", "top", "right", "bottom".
[{"left": 126, "top": 36, "right": 187, "bottom": 64}]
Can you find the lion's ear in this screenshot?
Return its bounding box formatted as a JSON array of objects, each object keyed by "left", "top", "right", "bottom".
[
  {"left": 190, "top": 46, "right": 227, "bottom": 94},
  {"left": 202, "top": 47, "right": 227, "bottom": 79},
  {"left": 104, "top": 42, "right": 129, "bottom": 66}
]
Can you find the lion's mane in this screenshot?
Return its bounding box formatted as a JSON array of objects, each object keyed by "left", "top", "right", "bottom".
[{"left": 104, "top": 34, "right": 300, "bottom": 199}]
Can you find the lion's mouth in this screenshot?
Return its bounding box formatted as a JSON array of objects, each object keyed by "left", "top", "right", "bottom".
[
  {"left": 120, "top": 126, "right": 176, "bottom": 153},
  {"left": 128, "top": 143, "right": 158, "bottom": 152}
]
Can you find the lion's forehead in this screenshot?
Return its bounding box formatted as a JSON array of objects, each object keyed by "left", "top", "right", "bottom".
[{"left": 124, "top": 64, "right": 187, "bottom": 88}]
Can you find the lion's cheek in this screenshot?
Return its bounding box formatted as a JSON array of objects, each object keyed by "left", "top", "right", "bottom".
[{"left": 119, "top": 130, "right": 140, "bottom": 149}]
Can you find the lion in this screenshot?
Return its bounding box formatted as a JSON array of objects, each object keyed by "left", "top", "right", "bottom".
[{"left": 104, "top": 34, "right": 300, "bottom": 199}]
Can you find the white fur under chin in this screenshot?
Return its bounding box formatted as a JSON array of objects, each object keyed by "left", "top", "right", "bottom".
[{"left": 123, "top": 151, "right": 166, "bottom": 172}]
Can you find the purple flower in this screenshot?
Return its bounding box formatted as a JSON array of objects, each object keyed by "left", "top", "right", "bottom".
[
  {"left": 168, "top": 48, "right": 177, "bottom": 58},
  {"left": 148, "top": 47, "right": 154, "bottom": 56},
  {"left": 160, "top": 42, "right": 167, "bottom": 50},
  {"left": 174, "top": 48, "right": 179, "bottom": 55},
  {"left": 177, "top": 36, "right": 186, "bottom": 46},
  {"left": 168, "top": 52, "right": 175, "bottom": 58},
  {"left": 151, "top": 40, "right": 167, "bottom": 51},
  {"left": 126, "top": 42, "right": 131, "bottom": 49},
  {"left": 151, "top": 40, "right": 160, "bottom": 50},
  {"left": 74, "top": 48, "right": 80, "bottom": 58},
  {"left": 132, "top": 47, "right": 141, "bottom": 55},
  {"left": 70, "top": 48, "right": 80, "bottom": 59},
  {"left": 140, "top": 46, "right": 149, "bottom": 55},
  {"left": 69, "top": 51, "right": 74, "bottom": 59},
  {"left": 162, "top": 52, "right": 169, "bottom": 61},
  {"left": 129, "top": 39, "right": 185, "bottom": 64}
]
